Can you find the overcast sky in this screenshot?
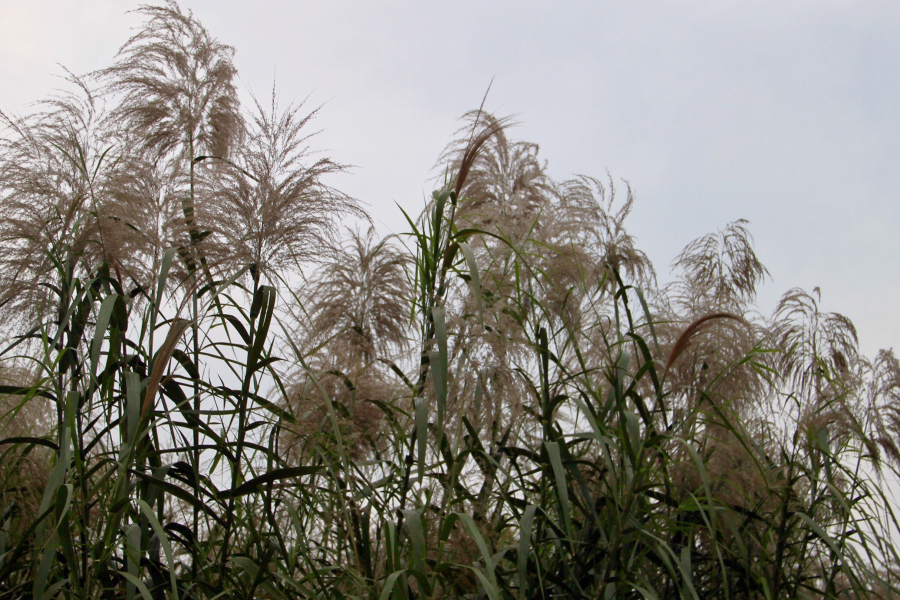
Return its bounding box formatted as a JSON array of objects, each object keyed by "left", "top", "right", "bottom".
[{"left": 1, "top": 0, "right": 898, "bottom": 357}]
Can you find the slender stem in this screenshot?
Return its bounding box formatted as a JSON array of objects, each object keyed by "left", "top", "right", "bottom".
[{"left": 188, "top": 136, "right": 202, "bottom": 579}]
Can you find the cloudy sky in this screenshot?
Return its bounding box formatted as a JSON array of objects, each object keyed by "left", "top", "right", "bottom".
[{"left": 1, "top": 0, "right": 898, "bottom": 357}]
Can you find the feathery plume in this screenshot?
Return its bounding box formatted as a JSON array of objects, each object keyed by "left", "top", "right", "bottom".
[{"left": 203, "top": 89, "right": 366, "bottom": 281}]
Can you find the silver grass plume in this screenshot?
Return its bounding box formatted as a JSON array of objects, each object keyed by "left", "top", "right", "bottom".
[
  {"left": 771, "top": 287, "right": 859, "bottom": 402},
  {"left": 553, "top": 175, "right": 655, "bottom": 290},
  {"left": 657, "top": 220, "right": 770, "bottom": 410},
  {"left": 440, "top": 110, "right": 549, "bottom": 242},
  {"left": 100, "top": 150, "right": 190, "bottom": 295},
  {"left": 671, "top": 219, "right": 769, "bottom": 313},
  {"left": 856, "top": 349, "right": 900, "bottom": 472},
  {"left": 771, "top": 287, "right": 860, "bottom": 434},
  {"left": 0, "top": 75, "right": 113, "bottom": 326},
  {"left": 285, "top": 227, "right": 410, "bottom": 459},
  {"left": 202, "top": 89, "right": 367, "bottom": 282},
  {"left": 99, "top": 1, "right": 242, "bottom": 280},
  {"left": 297, "top": 226, "right": 411, "bottom": 365},
  {"left": 100, "top": 1, "right": 241, "bottom": 163}
]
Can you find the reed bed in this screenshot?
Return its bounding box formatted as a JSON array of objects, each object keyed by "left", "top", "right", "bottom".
[{"left": 0, "top": 3, "right": 897, "bottom": 598}]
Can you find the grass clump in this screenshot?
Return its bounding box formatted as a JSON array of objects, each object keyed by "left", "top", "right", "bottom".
[{"left": 0, "top": 3, "right": 898, "bottom": 599}]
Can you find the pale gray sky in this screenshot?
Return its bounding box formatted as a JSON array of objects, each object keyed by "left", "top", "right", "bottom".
[{"left": 1, "top": 0, "right": 898, "bottom": 357}]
